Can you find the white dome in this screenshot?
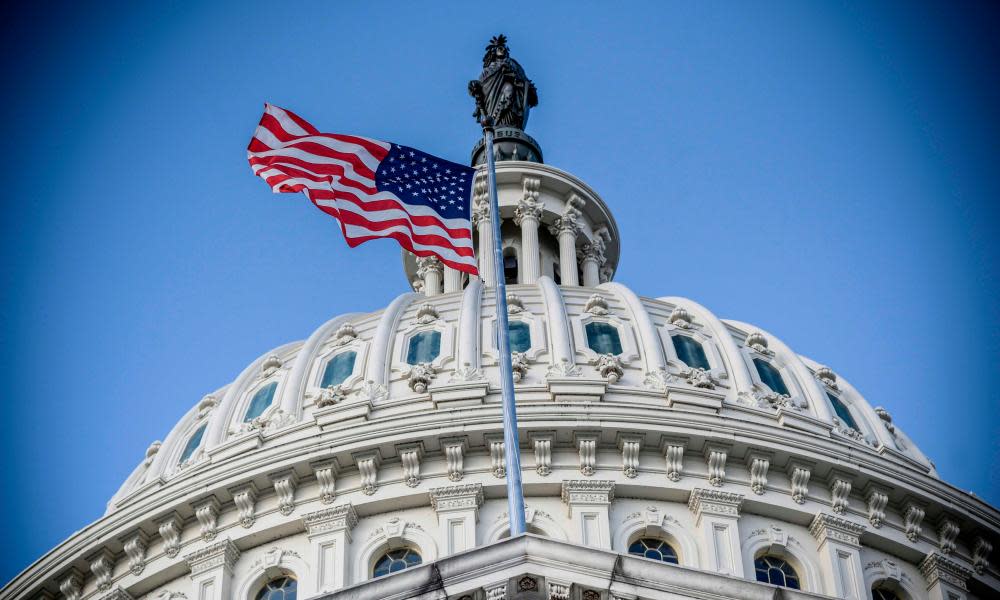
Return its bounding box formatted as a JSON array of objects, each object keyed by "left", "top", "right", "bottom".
[
  {"left": 5, "top": 118, "right": 995, "bottom": 600},
  {"left": 111, "top": 281, "right": 934, "bottom": 511}
]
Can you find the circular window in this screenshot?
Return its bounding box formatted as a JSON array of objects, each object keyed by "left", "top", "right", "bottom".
[
  {"left": 754, "top": 555, "right": 800, "bottom": 589},
  {"left": 255, "top": 576, "right": 297, "bottom": 600},
  {"left": 627, "top": 538, "right": 679, "bottom": 564},
  {"left": 373, "top": 548, "right": 422, "bottom": 577}
]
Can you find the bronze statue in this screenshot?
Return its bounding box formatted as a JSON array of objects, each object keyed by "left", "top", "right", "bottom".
[{"left": 469, "top": 35, "right": 538, "bottom": 130}]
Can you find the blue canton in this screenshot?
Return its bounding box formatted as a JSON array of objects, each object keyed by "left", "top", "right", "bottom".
[{"left": 374, "top": 144, "right": 476, "bottom": 221}]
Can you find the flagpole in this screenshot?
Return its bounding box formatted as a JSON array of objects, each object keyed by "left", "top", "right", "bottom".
[{"left": 481, "top": 119, "right": 528, "bottom": 537}]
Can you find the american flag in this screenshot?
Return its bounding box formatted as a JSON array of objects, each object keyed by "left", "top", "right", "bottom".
[{"left": 248, "top": 104, "right": 479, "bottom": 274}]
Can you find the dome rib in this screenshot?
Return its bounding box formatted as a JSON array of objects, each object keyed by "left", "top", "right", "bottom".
[
  {"left": 364, "top": 292, "right": 421, "bottom": 387},
  {"left": 536, "top": 276, "right": 574, "bottom": 369},
  {"left": 456, "top": 279, "right": 484, "bottom": 371},
  {"left": 601, "top": 282, "right": 667, "bottom": 375}
]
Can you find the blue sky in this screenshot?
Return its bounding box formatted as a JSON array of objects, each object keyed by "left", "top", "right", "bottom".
[{"left": 1, "top": 0, "right": 998, "bottom": 582}]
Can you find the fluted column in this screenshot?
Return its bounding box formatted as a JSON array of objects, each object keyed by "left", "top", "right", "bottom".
[
  {"left": 548, "top": 199, "right": 582, "bottom": 286},
  {"left": 578, "top": 236, "right": 605, "bottom": 287},
  {"left": 472, "top": 202, "right": 495, "bottom": 286},
  {"left": 514, "top": 177, "right": 542, "bottom": 284},
  {"left": 443, "top": 267, "right": 462, "bottom": 293},
  {"left": 416, "top": 256, "right": 443, "bottom": 296}
]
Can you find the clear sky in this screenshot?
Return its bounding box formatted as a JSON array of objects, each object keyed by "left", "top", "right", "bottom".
[{"left": 1, "top": 0, "right": 998, "bottom": 583}]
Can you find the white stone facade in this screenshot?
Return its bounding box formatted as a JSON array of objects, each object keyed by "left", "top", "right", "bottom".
[{"left": 3, "top": 160, "right": 997, "bottom": 600}]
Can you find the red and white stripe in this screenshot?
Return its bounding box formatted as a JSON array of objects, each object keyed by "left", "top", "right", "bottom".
[{"left": 247, "top": 104, "right": 478, "bottom": 274}]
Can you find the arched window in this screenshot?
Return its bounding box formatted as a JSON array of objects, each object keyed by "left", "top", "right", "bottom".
[
  {"left": 178, "top": 424, "right": 206, "bottom": 465},
  {"left": 827, "top": 392, "right": 859, "bottom": 431},
  {"left": 628, "top": 538, "right": 679, "bottom": 564},
  {"left": 586, "top": 322, "right": 623, "bottom": 355},
  {"left": 872, "top": 587, "right": 903, "bottom": 600},
  {"left": 671, "top": 335, "right": 710, "bottom": 370},
  {"left": 406, "top": 331, "right": 441, "bottom": 365},
  {"left": 753, "top": 358, "right": 790, "bottom": 396},
  {"left": 754, "top": 555, "right": 800, "bottom": 589},
  {"left": 244, "top": 381, "right": 278, "bottom": 422},
  {"left": 372, "top": 548, "right": 422, "bottom": 577},
  {"left": 508, "top": 321, "right": 531, "bottom": 353},
  {"left": 503, "top": 249, "right": 518, "bottom": 284},
  {"left": 254, "top": 576, "right": 297, "bottom": 600},
  {"left": 321, "top": 351, "right": 356, "bottom": 388}
]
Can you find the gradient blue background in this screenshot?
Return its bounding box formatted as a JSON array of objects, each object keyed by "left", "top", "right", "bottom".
[{"left": 2, "top": 0, "right": 998, "bottom": 582}]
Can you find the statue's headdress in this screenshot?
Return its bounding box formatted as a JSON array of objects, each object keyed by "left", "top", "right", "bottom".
[{"left": 483, "top": 34, "right": 509, "bottom": 66}]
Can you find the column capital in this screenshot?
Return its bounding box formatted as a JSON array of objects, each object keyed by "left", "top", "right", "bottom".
[
  {"left": 303, "top": 503, "right": 359, "bottom": 537},
  {"left": 809, "top": 512, "right": 867, "bottom": 547},
  {"left": 919, "top": 552, "right": 972, "bottom": 591},
  {"left": 687, "top": 488, "right": 743, "bottom": 518},
  {"left": 415, "top": 255, "right": 444, "bottom": 277},
  {"left": 577, "top": 237, "right": 606, "bottom": 265},
  {"left": 548, "top": 213, "right": 580, "bottom": 237},
  {"left": 561, "top": 479, "right": 615, "bottom": 505},
  {"left": 184, "top": 538, "right": 240, "bottom": 577},
  {"left": 429, "top": 482, "right": 484, "bottom": 512},
  {"left": 99, "top": 587, "right": 134, "bottom": 600},
  {"left": 514, "top": 196, "right": 542, "bottom": 225},
  {"left": 472, "top": 200, "right": 492, "bottom": 226}
]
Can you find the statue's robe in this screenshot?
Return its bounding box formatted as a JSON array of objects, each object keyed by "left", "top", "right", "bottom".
[{"left": 477, "top": 57, "right": 531, "bottom": 129}]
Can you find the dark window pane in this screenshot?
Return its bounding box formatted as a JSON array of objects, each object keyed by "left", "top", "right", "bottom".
[
  {"left": 508, "top": 321, "right": 531, "bottom": 353},
  {"left": 178, "top": 424, "right": 206, "bottom": 465},
  {"left": 827, "top": 393, "right": 859, "bottom": 431},
  {"left": 321, "top": 352, "right": 357, "bottom": 388},
  {"left": 672, "top": 335, "right": 711, "bottom": 370},
  {"left": 504, "top": 253, "right": 518, "bottom": 284},
  {"left": 244, "top": 381, "right": 278, "bottom": 422},
  {"left": 754, "top": 556, "right": 800, "bottom": 589},
  {"left": 753, "top": 358, "right": 790, "bottom": 396},
  {"left": 255, "top": 577, "right": 297, "bottom": 600},
  {"left": 373, "top": 549, "right": 422, "bottom": 578},
  {"left": 586, "top": 322, "right": 623, "bottom": 355},
  {"left": 627, "top": 538, "right": 679, "bottom": 565},
  {"left": 406, "top": 331, "right": 441, "bottom": 365}
]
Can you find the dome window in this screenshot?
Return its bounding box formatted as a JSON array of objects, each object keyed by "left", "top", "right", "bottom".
[
  {"left": 244, "top": 381, "right": 278, "bottom": 422},
  {"left": 872, "top": 587, "right": 903, "bottom": 600},
  {"left": 255, "top": 576, "right": 297, "bottom": 600},
  {"left": 754, "top": 555, "right": 800, "bottom": 589},
  {"left": 321, "top": 351, "right": 356, "bottom": 388},
  {"left": 585, "top": 322, "right": 623, "bottom": 355},
  {"left": 671, "top": 335, "right": 710, "bottom": 370},
  {"left": 753, "top": 358, "right": 790, "bottom": 396},
  {"left": 178, "top": 424, "right": 206, "bottom": 465},
  {"left": 373, "top": 548, "right": 422, "bottom": 577},
  {"left": 406, "top": 331, "right": 441, "bottom": 365},
  {"left": 628, "top": 538, "right": 679, "bottom": 564},
  {"left": 827, "top": 392, "right": 859, "bottom": 431},
  {"left": 508, "top": 321, "right": 531, "bottom": 353}
]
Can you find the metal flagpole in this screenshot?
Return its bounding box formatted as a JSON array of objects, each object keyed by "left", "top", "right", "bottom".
[{"left": 481, "top": 119, "right": 528, "bottom": 536}]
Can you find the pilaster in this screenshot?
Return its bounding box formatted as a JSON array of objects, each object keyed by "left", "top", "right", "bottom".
[
  {"left": 561, "top": 480, "right": 614, "bottom": 549},
  {"left": 687, "top": 488, "right": 744, "bottom": 576},
  {"left": 302, "top": 503, "right": 359, "bottom": 594},
  {"left": 184, "top": 538, "right": 240, "bottom": 600},
  {"left": 429, "top": 483, "right": 485, "bottom": 555},
  {"left": 808, "top": 513, "right": 868, "bottom": 600},
  {"left": 920, "top": 552, "right": 973, "bottom": 600}
]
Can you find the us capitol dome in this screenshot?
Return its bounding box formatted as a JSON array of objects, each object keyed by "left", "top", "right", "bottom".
[{"left": 4, "top": 37, "right": 997, "bottom": 600}]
